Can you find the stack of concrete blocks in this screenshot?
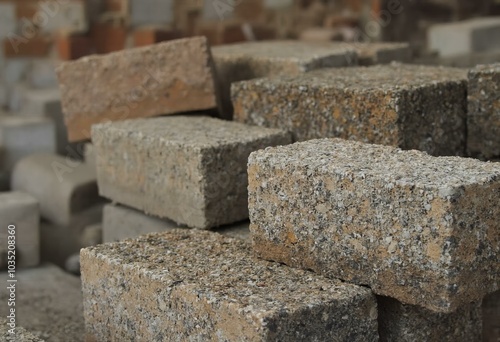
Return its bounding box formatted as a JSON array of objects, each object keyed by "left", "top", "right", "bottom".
[
  {"left": 0, "top": 192, "right": 40, "bottom": 269},
  {"left": 10, "top": 153, "right": 103, "bottom": 268},
  {"left": 248, "top": 139, "right": 500, "bottom": 341},
  {"left": 232, "top": 63, "right": 468, "bottom": 157}
]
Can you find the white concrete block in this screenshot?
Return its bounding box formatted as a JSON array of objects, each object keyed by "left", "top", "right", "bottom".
[
  {"left": 11, "top": 153, "right": 101, "bottom": 227},
  {"left": 0, "top": 191, "right": 40, "bottom": 268},
  {"left": 0, "top": 116, "right": 57, "bottom": 171},
  {"left": 130, "top": 0, "right": 173, "bottom": 26},
  {"left": 429, "top": 17, "right": 500, "bottom": 57},
  {"left": 37, "top": 0, "right": 88, "bottom": 33}
]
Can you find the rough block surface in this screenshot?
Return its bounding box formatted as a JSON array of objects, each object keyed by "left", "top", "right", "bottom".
[
  {"left": 248, "top": 139, "right": 500, "bottom": 312},
  {"left": 56, "top": 37, "right": 218, "bottom": 141},
  {"left": 467, "top": 63, "right": 500, "bottom": 160},
  {"left": 212, "top": 40, "right": 357, "bottom": 119},
  {"left": 11, "top": 153, "right": 100, "bottom": 227},
  {"left": 378, "top": 296, "right": 482, "bottom": 342},
  {"left": 483, "top": 290, "right": 500, "bottom": 342},
  {"left": 81, "top": 230, "right": 378, "bottom": 341},
  {"left": 92, "top": 116, "right": 291, "bottom": 229},
  {"left": 0, "top": 192, "right": 39, "bottom": 268},
  {"left": 233, "top": 64, "right": 468, "bottom": 156}
]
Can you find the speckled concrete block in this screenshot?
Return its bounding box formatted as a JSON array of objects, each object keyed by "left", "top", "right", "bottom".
[
  {"left": 11, "top": 153, "right": 101, "bottom": 227},
  {"left": 92, "top": 116, "right": 291, "bottom": 229},
  {"left": 81, "top": 230, "right": 378, "bottom": 341},
  {"left": 56, "top": 37, "right": 218, "bottom": 141},
  {"left": 483, "top": 291, "right": 500, "bottom": 342},
  {"left": 234, "top": 64, "right": 468, "bottom": 156},
  {"left": 0, "top": 192, "right": 40, "bottom": 268},
  {"left": 378, "top": 296, "right": 482, "bottom": 342},
  {"left": 0, "top": 318, "right": 44, "bottom": 342},
  {"left": 212, "top": 40, "right": 357, "bottom": 119},
  {"left": 248, "top": 139, "right": 500, "bottom": 313},
  {"left": 467, "top": 63, "right": 500, "bottom": 160}
]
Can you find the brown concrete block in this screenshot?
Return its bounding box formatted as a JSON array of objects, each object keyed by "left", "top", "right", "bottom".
[
  {"left": 81, "top": 230, "right": 378, "bottom": 341},
  {"left": 378, "top": 296, "right": 482, "bottom": 342},
  {"left": 0, "top": 192, "right": 39, "bottom": 268},
  {"left": 233, "top": 64, "right": 467, "bottom": 156},
  {"left": 213, "top": 40, "right": 357, "bottom": 120},
  {"left": 92, "top": 116, "right": 291, "bottom": 229},
  {"left": 56, "top": 36, "right": 218, "bottom": 142},
  {"left": 467, "top": 63, "right": 500, "bottom": 160},
  {"left": 11, "top": 153, "right": 101, "bottom": 226},
  {"left": 248, "top": 139, "right": 500, "bottom": 313}
]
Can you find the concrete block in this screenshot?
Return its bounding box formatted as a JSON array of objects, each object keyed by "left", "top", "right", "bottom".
[
  {"left": 483, "top": 291, "right": 500, "bottom": 342},
  {"left": 11, "top": 153, "right": 100, "bottom": 226},
  {"left": 103, "top": 203, "right": 251, "bottom": 243},
  {"left": 40, "top": 204, "right": 103, "bottom": 268},
  {"left": 28, "top": 59, "right": 58, "bottom": 89},
  {"left": 212, "top": 40, "right": 357, "bottom": 119},
  {"left": 80, "top": 223, "right": 102, "bottom": 247},
  {"left": 83, "top": 143, "right": 96, "bottom": 171},
  {"left": 56, "top": 36, "right": 218, "bottom": 141},
  {"left": 0, "top": 3, "right": 16, "bottom": 40},
  {"left": 0, "top": 318, "right": 44, "bottom": 342},
  {"left": 467, "top": 63, "right": 500, "bottom": 160},
  {"left": 248, "top": 139, "right": 500, "bottom": 313},
  {"left": 130, "top": 0, "right": 173, "bottom": 27},
  {"left": 102, "top": 204, "right": 179, "bottom": 243},
  {"left": 0, "top": 116, "right": 56, "bottom": 171},
  {"left": 81, "top": 230, "right": 378, "bottom": 341},
  {"left": 3, "top": 59, "right": 30, "bottom": 86},
  {"left": 0, "top": 264, "right": 84, "bottom": 341},
  {"left": 429, "top": 17, "right": 500, "bottom": 57},
  {"left": 353, "top": 42, "right": 412, "bottom": 66},
  {"left": 92, "top": 116, "right": 291, "bottom": 229},
  {"left": 0, "top": 192, "right": 40, "bottom": 268},
  {"left": 233, "top": 64, "right": 468, "bottom": 156},
  {"left": 378, "top": 296, "right": 482, "bottom": 342},
  {"left": 37, "top": 0, "right": 88, "bottom": 33}
]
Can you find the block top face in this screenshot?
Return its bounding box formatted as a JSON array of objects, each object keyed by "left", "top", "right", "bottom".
[
  {"left": 213, "top": 40, "right": 355, "bottom": 64},
  {"left": 248, "top": 63, "right": 468, "bottom": 93},
  {"left": 92, "top": 115, "right": 288, "bottom": 149},
  {"left": 0, "top": 191, "right": 38, "bottom": 208},
  {"left": 470, "top": 62, "right": 500, "bottom": 75},
  {"left": 84, "top": 230, "right": 372, "bottom": 313},
  {"left": 250, "top": 139, "right": 500, "bottom": 194}
]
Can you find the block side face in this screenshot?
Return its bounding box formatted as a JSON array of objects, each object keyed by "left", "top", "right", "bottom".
[
  {"left": 378, "top": 296, "right": 482, "bottom": 342},
  {"left": 233, "top": 80, "right": 402, "bottom": 145},
  {"left": 248, "top": 139, "right": 500, "bottom": 312},
  {"left": 81, "top": 231, "right": 377, "bottom": 341},
  {"left": 398, "top": 82, "right": 467, "bottom": 156},
  {"left": 201, "top": 132, "right": 292, "bottom": 228},
  {"left": 93, "top": 126, "right": 206, "bottom": 228},
  {"left": 467, "top": 66, "right": 500, "bottom": 159},
  {"left": 57, "top": 37, "right": 217, "bottom": 141}
]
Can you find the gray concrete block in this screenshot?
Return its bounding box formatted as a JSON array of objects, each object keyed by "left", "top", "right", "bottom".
[
  {"left": 428, "top": 17, "right": 500, "bottom": 57},
  {"left": 248, "top": 138, "right": 500, "bottom": 313},
  {"left": 83, "top": 143, "right": 96, "bottom": 171},
  {"left": 0, "top": 318, "right": 44, "bottom": 342},
  {"left": 0, "top": 192, "right": 40, "bottom": 268},
  {"left": 0, "top": 264, "right": 84, "bottom": 341},
  {"left": 130, "top": 0, "right": 173, "bottom": 26},
  {"left": 36, "top": 0, "right": 88, "bottom": 33},
  {"left": 233, "top": 63, "right": 468, "bottom": 156},
  {"left": 378, "top": 296, "right": 482, "bottom": 342},
  {"left": 92, "top": 116, "right": 291, "bottom": 229},
  {"left": 212, "top": 40, "right": 357, "bottom": 119},
  {"left": 40, "top": 204, "right": 103, "bottom": 268},
  {"left": 11, "top": 153, "right": 101, "bottom": 226},
  {"left": 81, "top": 230, "right": 378, "bottom": 341},
  {"left": 0, "top": 116, "right": 57, "bottom": 172},
  {"left": 0, "top": 3, "right": 16, "bottom": 40},
  {"left": 467, "top": 63, "right": 500, "bottom": 160},
  {"left": 28, "top": 60, "right": 58, "bottom": 89}
]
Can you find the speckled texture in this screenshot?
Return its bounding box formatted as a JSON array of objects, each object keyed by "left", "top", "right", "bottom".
[
  {"left": 0, "top": 192, "right": 40, "bottom": 268},
  {"left": 212, "top": 40, "right": 357, "bottom": 119},
  {"left": 248, "top": 139, "right": 500, "bottom": 313},
  {"left": 81, "top": 230, "right": 378, "bottom": 342},
  {"left": 0, "top": 319, "right": 45, "bottom": 341},
  {"left": 233, "top": 63, "right": 468, "bottom": 156},
  {"left": 56, "top": 37, "right": 218, "bottom": 142},
  {"left": 378, "top": 296, "right": 482, "bottom": 342},
  {"left": 467, "top": 63, "right": 500, "bottom": 160},
  {"left": 92, "top": 116, "right": 291, "bottom": 229},
  {"left": 483, "top": 290, "right": 500, "bottom": 342}
]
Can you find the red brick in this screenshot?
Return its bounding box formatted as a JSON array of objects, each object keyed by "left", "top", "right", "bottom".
[
  {"left": 133, "top": 27, "right": 182, "bottom": 47},
  {"left": 3, "top": 34, "right": 52, "bottom": 57},
  {"left": 56, "top": 33, "right": 94, "bottom": 61},
  {"left": 91, "top": 20, "right": 127, "bottom": 54}
]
